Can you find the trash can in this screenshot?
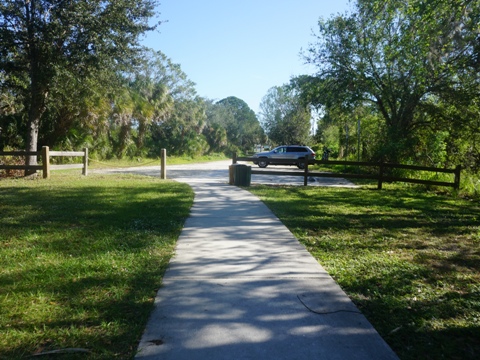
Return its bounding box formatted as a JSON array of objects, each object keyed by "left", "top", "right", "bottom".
[
  {"left": 228, "top": 164, "right": 240, "bottom": 185},
  {"left": 238, "top": 165, "right": 251, "bottom": 186},
  {"left": 229, "top": 164, "right": 251, "bottom": 186}
]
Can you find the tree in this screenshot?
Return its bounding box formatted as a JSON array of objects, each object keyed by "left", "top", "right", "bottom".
[
  {"left": 149, "top": 96, "right": 207, "bottom": 157},
  {"left": 125, "top": 50, "right": 194, "bottom": 157},
  {"left": 0, "top": 0, "right": 159, "bottom": 173},
  {"left": 0, "top": 70, "right": 25, "bottom": 149},
  {"left": 215, "top": 96, "right": 265, "bottom": 153},
  {"left": 134, "top": 52, "right": 205, "bottom": 158},
  {"left": 303, "top": 0, "right": 480, "bottom": 163},
  {"left": 38, "top": 66, "right": 114, "bottom": 154},
  {"left": 259, "top": 86, "right": 311, "bottom": 145},
  {"left": 203, "top": 100, "right": 229, "bottom": 153}
]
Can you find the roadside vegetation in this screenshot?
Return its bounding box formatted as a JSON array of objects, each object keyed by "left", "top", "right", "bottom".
[
  {"left": 2, "top": 1, "right": 479, "bottom": 184},
  {"left": 250, "top": 184, "right": 480, "bottom": 360},
  {"left": 87, "top": 153, "right": 229, "bottom": 169},
  {"left": 0, "top": 174, "right": 194, "bottom": 359}
]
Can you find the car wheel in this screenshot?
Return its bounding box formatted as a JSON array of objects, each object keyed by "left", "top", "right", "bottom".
[
  {"left": 297, "top": 159, "right": 305, "bottom": 169},
  {"left": 258, "top": 159, "right": 268, "bottom": 168}
]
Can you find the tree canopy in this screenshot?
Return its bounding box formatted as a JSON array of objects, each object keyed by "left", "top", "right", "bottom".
[
  {"left": 297, "top": 0, "right": 480, "bottom": 168},
  {"left": 2, "top": 0, "right": 479, "bottom": 173},
  {"left": 0, "top": 0, "right": 159, "bottom": 170},
  {"left": 259, "top": 86, "right": 312, "bottom": 146},
  {"left": 0, "top": 1, "right": 264, "bottom": 161},
  {"left": 208, "top": 96, "right": 265, "bottom": 154}
]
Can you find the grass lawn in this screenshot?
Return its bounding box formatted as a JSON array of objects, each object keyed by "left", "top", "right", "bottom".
[
  {"left": 87, "top": 153, "right": 228, "bottom": 169},
  {"left": 250, "top": 185, "right": 480, "bottom": 360},
  {"left": 0, "top": 173, "right": 194, "bottom": 359}
]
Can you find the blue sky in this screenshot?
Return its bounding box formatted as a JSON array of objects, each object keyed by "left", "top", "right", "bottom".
[{"left": 142, "top": 0, "right": 352, "bottom": 114}]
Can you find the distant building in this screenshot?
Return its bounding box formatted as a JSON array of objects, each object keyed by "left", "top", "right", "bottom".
[{"left": 254, "top": 144, "right": 270, "bottom": 153}]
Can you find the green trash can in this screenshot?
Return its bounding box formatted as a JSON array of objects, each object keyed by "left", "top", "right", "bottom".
[
  {"left": 232, "top": 164, "right": 251, "bottom": 186},
  {"left": 242, "top": 165, "right": 251, "bottom": 186}
]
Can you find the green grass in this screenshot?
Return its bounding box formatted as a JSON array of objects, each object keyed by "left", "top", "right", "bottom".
[
  {"left": 87, "top": 153, "right": 228, "bottom": 169},
  {"left": 249, "top": 184, "right": 480, "bottom": 360},
  {"left": 0, "top": 173, "right": 194, "bottom": 359}
]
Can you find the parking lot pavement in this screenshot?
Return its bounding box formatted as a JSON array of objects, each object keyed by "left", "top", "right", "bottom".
[{"left": 93, "top": 160, "right": 358, "bottom": 187}]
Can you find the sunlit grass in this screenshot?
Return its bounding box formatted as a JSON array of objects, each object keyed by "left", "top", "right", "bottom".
[
  {"left": 250, "top": 184, "right": 480, "bottom": 360},
  {"left": 87, "top": 153, "right": 228, "bottom": 169},
  {"left": 0, "top": 173, "right": 194, "bottom": 359}
]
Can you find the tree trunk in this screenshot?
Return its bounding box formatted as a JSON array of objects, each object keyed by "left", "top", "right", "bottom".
[
  {"left": 25, "top": 82, "right": 47, "bottom": 175},
  {"left": 25, "top": 118, "right": 39, "bottom": 175},
  {"left": 136, "top": 120, "right": 147, "bottom": 152}
]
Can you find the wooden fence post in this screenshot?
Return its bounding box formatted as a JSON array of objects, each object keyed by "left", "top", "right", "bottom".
[
  {"left": 160, "top": 148, "right": 167, "bottom": 179},
  {"left": 42, "top": 146, "right": 50, "bottom": 179},
  {"left": 82, "top": 147, "right": 88, "bottom": 176},
  {"left": 232, "top": 152, "right": 237, "bottom": 164},
  {"left": 377, "top": 162, "right": 384, "bottom": 190},
  {"left": 454, "top": 165, "right": 461, "bottom": 190},
  {"left": 303, "top": 157, "right": 309, "bottom": 186}
]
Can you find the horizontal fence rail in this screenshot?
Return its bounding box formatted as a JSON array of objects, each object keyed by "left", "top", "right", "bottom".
[
  {"left": 233, "top": 154, "right": 461, "bottom": 190},
  {"left": 0, "top": 146, "right": 88, "bottom": 179}
]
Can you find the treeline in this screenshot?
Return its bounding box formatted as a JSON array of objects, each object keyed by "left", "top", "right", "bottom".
[
  {"left": 0, "top": 50, "right": 263, "bottom": 159},
  {"left": 1, "top": 0, "right": 479, "bottom": 176},
  {"left": 0, "top": 1, "right": 265, "bottom": 163},
  {"left": 0, "top": 46, "right": 265, "bottom": 159},
  {"left": 290, "top": 0, "right": 480, "bottom": 173}
]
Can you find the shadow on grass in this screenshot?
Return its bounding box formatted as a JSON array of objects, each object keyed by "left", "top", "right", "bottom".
[
  {"left": 353, "top": 288, "right": 480, "bottom": 359},
  {"left": 0, "top": 177, "right": 194, "bottom": 359},
  {"left": 251, "top": 185, "right": 480, "bottom": 360}
]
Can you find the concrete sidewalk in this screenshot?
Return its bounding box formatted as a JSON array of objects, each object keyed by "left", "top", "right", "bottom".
[{"left": 136, "top": 181, "right": 399, "bottom": 359}]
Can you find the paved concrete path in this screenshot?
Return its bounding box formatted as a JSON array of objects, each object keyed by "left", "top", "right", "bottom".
[{"left": 135, "top": 173, "right": 398, "bottom": 359}]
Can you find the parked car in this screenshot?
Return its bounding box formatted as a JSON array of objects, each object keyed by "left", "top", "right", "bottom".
[{"left": 252, "top": 145, "right": 316, "bottom": 169}]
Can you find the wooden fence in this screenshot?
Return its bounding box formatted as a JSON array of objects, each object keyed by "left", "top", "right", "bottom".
[
  {"left": 0, "top": 146, "right": 88, "bottom": 179},
  {"left": 233, "top": 154, "right": 461, "bottom": 190}
]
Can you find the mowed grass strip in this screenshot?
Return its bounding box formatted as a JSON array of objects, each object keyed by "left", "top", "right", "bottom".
[
  {"left": 0, "top": 174, "right": 194, "bottom": 359},
  {"left": 250, "top": 185, "right": 480, "bottom": 360}
]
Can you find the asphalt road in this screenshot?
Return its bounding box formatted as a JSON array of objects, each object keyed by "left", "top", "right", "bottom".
[{"left": 93, "top": 160, "right": 357, "bottom": 187}]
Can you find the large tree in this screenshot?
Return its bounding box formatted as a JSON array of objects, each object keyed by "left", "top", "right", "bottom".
[
  {"left": 215, "top": 96, "right": 265, "bottom": 153},
  {"left": 259, "top": 86, "right": 312, "bottom": 146},
  {"left": 0, "top": 0, "right": 159, "bottom": 172},
  {"left": 113, "top": 50, "right": 194, "bottom": 158},
  {"left": 149, "top": 96, "right": 207, "bottom": 157},
  {"left": 303, "top": 0, "right": 480, "bottom": 163},
  {"left": 203, "top": 100, "right": 230, "bottom": 153}
]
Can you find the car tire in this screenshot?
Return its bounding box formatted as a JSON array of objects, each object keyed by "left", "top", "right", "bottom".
[
  {"left": 297, "top": 159, "right": 305, "bottom": 169},
  {"left": 258, "top": 159, "right": 268, "bottom": 168}
]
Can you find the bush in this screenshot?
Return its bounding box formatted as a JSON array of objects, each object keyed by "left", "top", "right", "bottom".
[{"left": 0, "top": 147, "right": 24, "bottom": 178}]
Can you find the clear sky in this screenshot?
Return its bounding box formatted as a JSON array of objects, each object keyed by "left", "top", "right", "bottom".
[{"left": 142, "top": 0, "right": 352, "bottom": 114}]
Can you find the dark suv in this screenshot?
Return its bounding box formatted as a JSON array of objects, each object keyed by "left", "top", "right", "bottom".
[{"left": 252, "top": 145, "right": 316, "bottom": 169}]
